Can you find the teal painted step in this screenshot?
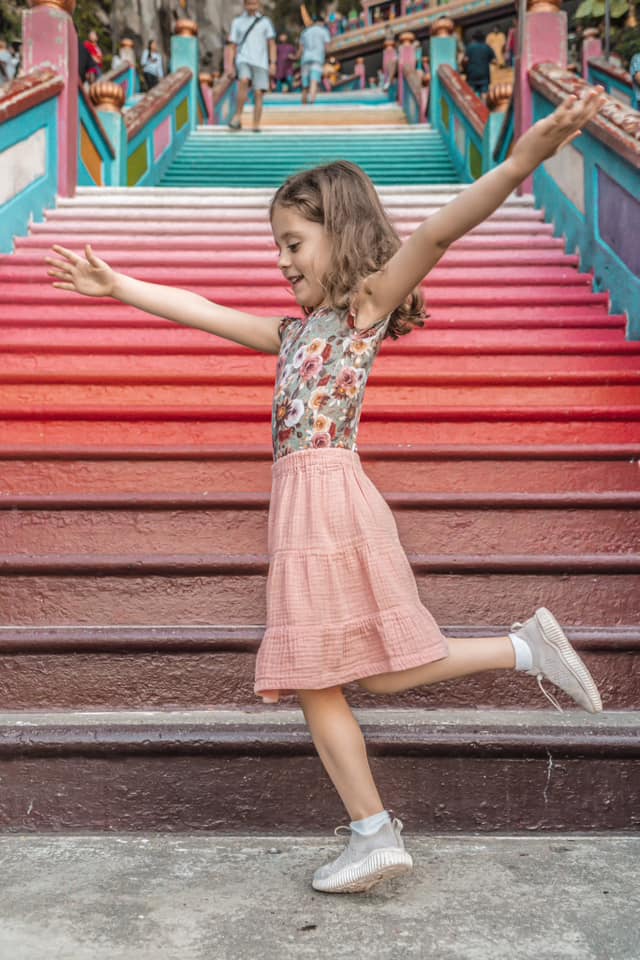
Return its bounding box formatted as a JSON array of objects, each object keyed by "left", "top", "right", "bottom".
[
  {"left": 160, "top": 129, "right": 459, "bottom": 187},
  {"left": 261, "top": 90, "right": 394, "bottom": 106}
]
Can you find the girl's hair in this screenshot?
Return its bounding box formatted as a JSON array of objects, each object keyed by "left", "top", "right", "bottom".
[{"left": 270, "top": 160, "right": 426, "bottom": 340}]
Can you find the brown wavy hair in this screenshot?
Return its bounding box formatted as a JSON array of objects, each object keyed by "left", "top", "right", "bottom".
[{"left": 269, "top": 160, "right": 426, "bottom": 340}]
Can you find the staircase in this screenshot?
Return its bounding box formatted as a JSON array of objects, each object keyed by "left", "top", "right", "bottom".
[{"left": 1, "top": 106, "right": 639, "bottom": 833}]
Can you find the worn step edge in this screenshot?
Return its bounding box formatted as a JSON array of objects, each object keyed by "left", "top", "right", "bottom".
[
  {"left": 1, "top": 708, "right": 638, "bottom": 758},
  {"left": 1, "top": 553, "right": 639, "bottom": 575},
  {"left": 1, "top": 443, "right": 638, "bottom": 460},
  {"left": 3, "top": 492, "right": 639, "bottom": 510},
  {"left": 1, "top": 405, "right": 638, "bottom": 423},
  {"left": 0, "top": 624, "right": 635, "bottom": 654},
  {"left": 1, "top": 369, "right": 635, "bottom": 386}
]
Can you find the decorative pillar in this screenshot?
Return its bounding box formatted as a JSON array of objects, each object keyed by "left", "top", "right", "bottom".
[
  {"left": 119, "top": 38, "right": 139, "bottom": 98},
  {"left": 398, "top": 32, "right": 417, "bottom": 105},
  {"left": 170, "top": 18, "right": 199, "bottom": 131},
  {"left": 514, "top": 0, "right": 567, "bottom": 193},
  {"left": 383, "top": 38, "right": 398, "bottom": 90},
  {"left": 22, "top": 0, "right": 78, "bottom": 197},
  {"left": 484, "top": 82, "right": 513, "bottom": 171},
  {"left": 428, "top": 18, "right": 456, "bottom": 130},
  {"left": 355, "top": 56, "right": 366, "bottom": 89},
  {"left": 89, "top": 82, "right": 127, "bottom": 186},
  {"left": 581, "top": 27, "right": 602, "bottom": 79}
]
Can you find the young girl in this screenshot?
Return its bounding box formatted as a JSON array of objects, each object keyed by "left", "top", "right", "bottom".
[{"left": 46, "top": 88, "right": 606, "bottom": 896}]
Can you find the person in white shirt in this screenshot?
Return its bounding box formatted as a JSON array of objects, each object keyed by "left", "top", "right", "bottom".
[
  {"left": 141, "top": 39, "right": 164, "bottom": 90},
  {"left": 298, "top": 16, "right": 331, "bottom": 105},
  {"left": 228, "top": 0, "right": 277, "bottom": 132}
]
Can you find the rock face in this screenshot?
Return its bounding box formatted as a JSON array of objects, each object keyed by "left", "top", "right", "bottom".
[{"left": 111, "top": 0, "right": 245, "bottom": 72}]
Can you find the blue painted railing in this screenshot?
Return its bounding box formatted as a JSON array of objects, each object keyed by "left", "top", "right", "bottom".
[
  {"left": 402, "top": 66, "right": 428, "bottom": 124},
  {"left": 100, "top": 61, "right": 140, "bottom": 105},
  {"left": 530, "top": 63, "right": 640, "bottom": 338},
  {"left": 587, "top": 58, "right": 634, "bottom": 108},
  {"left": 436, "top": 65, "right": 488, "bottom": 181},
  {"left": 78, "top": 86, "right": 116, "bottom": 187},
  {"left": 0, "top": 69, "right": 62, "bottom": 253}
]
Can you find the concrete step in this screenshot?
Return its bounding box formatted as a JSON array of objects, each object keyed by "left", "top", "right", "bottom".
[
  {"left": 2, "top": 833, "right": 637, "bottom": 960},
  {"left": 1, "top": 708, "right": 638, "bottom": 830},
  {"left": 0, "top": 624, "right": 635, "bottom": 711}
]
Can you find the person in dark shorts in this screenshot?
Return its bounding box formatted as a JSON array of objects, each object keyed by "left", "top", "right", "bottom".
[{"left": 462, "top": 29, "right": 496, "bottom": 98}]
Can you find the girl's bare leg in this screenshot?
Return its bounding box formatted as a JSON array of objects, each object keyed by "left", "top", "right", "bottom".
[
  {"left": 358, "top": 635, "right": 515, "bottom": 695},
  {"left": 297, "top": 685, "right": 385, "bottom": 821}
]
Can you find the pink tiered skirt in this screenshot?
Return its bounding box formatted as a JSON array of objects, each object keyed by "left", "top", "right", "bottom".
[{"left": 254, "top": 447, "right": 449, "bottom": 703}]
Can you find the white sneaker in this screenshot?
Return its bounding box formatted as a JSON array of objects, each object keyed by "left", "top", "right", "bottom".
[
  {"left": 312, "top": 817, "right": 413, "bottom": 893},
  {"left": 511, "top": 606, "right": 603, "bottom": 713}
]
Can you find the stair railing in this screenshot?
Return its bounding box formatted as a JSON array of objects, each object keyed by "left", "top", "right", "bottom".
[
  {"left": 529, "top": 62, "right": 640, "bottom": 338},
  {"left": 0, "top": 69, "right": 63, "bottom": 253}
]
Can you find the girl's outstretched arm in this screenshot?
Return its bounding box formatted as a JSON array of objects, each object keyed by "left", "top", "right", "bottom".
[
  {"left": 352, "top": 87, "right": 606, "bottom": 329},
  {"left": 45, "top": 244, "right": 283, "bottom": 355}
]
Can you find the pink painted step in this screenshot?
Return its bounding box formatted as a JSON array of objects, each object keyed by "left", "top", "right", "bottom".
[
  {"left": 3, "top": 447, "right": 639, "bottom": 495},
  {"left": 0, "top": 286, "right": 609, "bottom": 307},
  {"left": 4, "top": 326, "right": 634, "bottom": 353},
  {"left": 4, "top": 264, "right": 595, "bottom": 287},
  {"left": 4, "top": 353, "right": 639, "bottom": 379},
  {"left": 1, "top": 304, "right": 619, "bottom": 328},
  {"left": 17, "top": 232, "right": 564, "bottom": 252},
  {"left": 4, "top": 498, "right": 638, "bottom": 557},
  {"left": 4, "top": 248, "right": 581, "bottom": 269},
  {"left": 3, "top": 382, "right": 638, "bottom": 407},
  {"left": 3, "top": 416, "right": 640, "bottom": 446}
]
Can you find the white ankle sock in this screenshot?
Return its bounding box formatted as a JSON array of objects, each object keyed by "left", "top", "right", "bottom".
[
  {"left": 509, "top": 632, "right": 533, "bottom": 671},
  {"left": 350, "top": 810, "right": 391, "bottom": 836}
]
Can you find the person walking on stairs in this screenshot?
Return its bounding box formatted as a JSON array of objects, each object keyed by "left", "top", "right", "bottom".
[
  {"left": 298, "top": 14, "right": 331, "bottom": 105},
  {"left": 228, "top": 0, "right": 277, "bottom": 132},
  {"left": 46, "top": 86, "right": 606, "bottom": 898}
]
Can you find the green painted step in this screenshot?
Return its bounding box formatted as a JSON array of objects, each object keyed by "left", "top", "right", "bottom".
[{"left": 160, "top": 128, "right": 460, "bottom": 188}]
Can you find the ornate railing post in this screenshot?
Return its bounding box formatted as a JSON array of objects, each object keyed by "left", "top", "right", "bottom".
[
  {"left": 484, "top": 82, "right": 512, "bottom": 170},
  {"left": 514, "top": 0, "right": 567, "bottom": 192},
  {"left": 22, "top": 0, "right": 78, "bottom": 197},
  {"left": 428, "top": 18, "right": 456, "bottom": 131},
  {"left": 89, "top": 82, "right": 127, "bottom": 186},
  {"left": 581, "top": 27, "right": 602, "bottom": 78},
  {"left": 398, "top": 32, "right": 417, "bottom": 106},
  {"left": 170, "top": 18, "right": 199, "bottom": 131}
]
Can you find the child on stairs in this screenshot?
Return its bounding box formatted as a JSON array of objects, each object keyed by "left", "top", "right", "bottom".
[{"left": 46, "top": 87, "right": 606, "bottom": 896}]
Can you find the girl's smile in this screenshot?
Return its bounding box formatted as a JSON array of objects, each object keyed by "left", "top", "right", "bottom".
[{"left": 271, "top": 204, "right": 332, "bottom": 310}]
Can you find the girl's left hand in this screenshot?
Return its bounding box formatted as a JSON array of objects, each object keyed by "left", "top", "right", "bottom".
[{"left": 511, "top": 86, "right": 607, "bottom": 170}]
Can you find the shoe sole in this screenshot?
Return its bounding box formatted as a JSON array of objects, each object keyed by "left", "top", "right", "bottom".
[
  {"left": 312, "top": 848, "right": 413, "bottom": 894},
  {"left": 535, "top": 606, "right": 603, "bottom": 713}
]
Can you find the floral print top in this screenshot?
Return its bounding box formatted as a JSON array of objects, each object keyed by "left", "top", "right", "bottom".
[{"left": 272, "top": 305, "right": 390, "bottom": 461}]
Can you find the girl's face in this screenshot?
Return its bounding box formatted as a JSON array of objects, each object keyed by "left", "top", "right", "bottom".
[{"left": 271, "top": 205, "right": 332, "bottom": 312}]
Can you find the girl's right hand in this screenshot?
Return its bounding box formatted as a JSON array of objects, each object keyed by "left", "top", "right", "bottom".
[{"left": 46, "top": 244, "right": 116, "bottom": 297}]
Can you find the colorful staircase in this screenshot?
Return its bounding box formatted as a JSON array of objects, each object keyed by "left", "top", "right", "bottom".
[{"left": 1, "top": 111, "right": 639, "bottom": 833}]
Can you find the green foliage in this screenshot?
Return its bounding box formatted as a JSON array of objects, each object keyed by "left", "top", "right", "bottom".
[
  {"left": 575, "top": 0, "right": 629, "bottom": 20},
  {"left": 612, "top": 24, "right": 640, "bottom": 63},
  {"left": 0, "top": 0, "right": 26, "bottom": 40}
]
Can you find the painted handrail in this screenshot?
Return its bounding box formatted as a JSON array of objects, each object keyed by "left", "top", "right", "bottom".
[
  {"left": 116, "top": 67, "right": 193, "bottom": 186},
  {"left": 402, "top": 65, "right": 429, "bottom": 124},
  {"left": 99, "top": 61, "right": 139, "bottom": 104},
  {"left": 587, "top": 58, "right": 634, "bottom": 108},
  {"left": 529, "top": 62, "right": 639, "bottom": 337},
  {"left": 435, "top": 65, "right": 488, "bottom": 181},
  {"left": 78, "top": 85, "right": 115, "bottom": 187},
  {"left": 0, "top": 68, "right": 63, "bottom": 253},
  {"left": 211, "top": 74, "right": 237, "bottom": 126}
]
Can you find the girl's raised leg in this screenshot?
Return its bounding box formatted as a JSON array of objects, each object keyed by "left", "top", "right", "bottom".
[
  {"left": 358, "top": 635, "right": 515, "bottom": 695},
  {"left": 297, "top": 685, "right": 386, "bottom": 821}
]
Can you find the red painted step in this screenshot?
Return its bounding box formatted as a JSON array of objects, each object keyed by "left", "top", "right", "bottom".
[{"left": 2, "top": 446, "right": 638, "bottom": 495}]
